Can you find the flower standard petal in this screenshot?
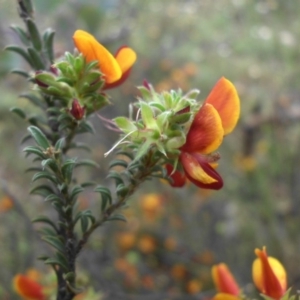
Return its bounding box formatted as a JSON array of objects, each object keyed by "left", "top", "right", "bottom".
[
  {"left": 212, "top": 263, "right": 240, "bottom": 296},
  {"left": 73, "top": 30, "right": 122, "bottom": 84},
  {"left": 181, "top": 103, "right": 224, "bottom": 155},
  {"left": 13, "top": 274, "right": 45, "bottom": 300},
  {"left": 252, "top": 247, "right": 287, "bottom": 299},
  {"left": 205, "top": 77, "right": 240, "bottom": 135},
  {"left": 180, "top": 152, "right": 223, "bottom": 190}
]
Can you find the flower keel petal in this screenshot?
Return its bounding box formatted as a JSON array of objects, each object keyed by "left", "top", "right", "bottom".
[
  {"left": 252, "top": 247, "right": 286, "bottom": 299},
  {"left": 181, "top": 152, "right": 223, "bottom": 190},
  {"left": 165, "top": 164, "right": 186, "bottom": 187}
]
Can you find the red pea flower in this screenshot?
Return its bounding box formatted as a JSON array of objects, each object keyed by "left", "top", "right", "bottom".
[
  {"left": 167, "top": 77, "right": 240, "bottom": 190},
  {"left": 212, "top": 263, "right": 240, "bottom": 296},
  {"left": 13, "top": 274, "right": 45, "bottom": 300},
  {"left": 73, "top": 30, "right": 136, "bottom": 89},
  {"left": 252, "top": 247, "right": 287, "bottom": 300}
]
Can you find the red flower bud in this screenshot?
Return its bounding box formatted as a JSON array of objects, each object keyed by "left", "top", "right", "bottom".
[{"left": 70, "top": 99, "right": 85, "bottom": 120}]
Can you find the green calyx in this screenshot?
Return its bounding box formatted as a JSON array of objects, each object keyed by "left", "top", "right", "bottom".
[
  {"left": 34, "top": 53, "right": 108, "bottom": 115},
  {"left": 112, "top": 84, "right": 201, "bottom": 161}
]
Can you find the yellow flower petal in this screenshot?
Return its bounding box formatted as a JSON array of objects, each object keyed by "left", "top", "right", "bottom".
[
  {"left": 115, "top": 46, "right": 137, "bottom": 73},
  {"left": 252, "top": 247, "right": 287, "bottom": 299},
  {"left": 213, "top": 293, "right": 241, "bottom": 300},
  {"left": 73, "top": 30, "right": 122, "bottom": 84},
  {"left": 181, "top": 152, "right": 217, "bottom": 184}
]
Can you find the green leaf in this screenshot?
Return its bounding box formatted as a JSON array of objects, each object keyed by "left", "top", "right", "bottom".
[
  {"left": 114, "top": 117, "right": 137, "bottom": 134},
  {"left": 32, "top": 216, "right": 58, "bottom": 231},
  {"left": 38, "top": 255, "right": 50, "bottom": 261},
  {"left": 70, "top": 185, "right": 84, "bottom": 201},
  {"left": 116, "top": 185, "right": 129, "bottom": 197},
  {"left": 107, "top": 171, "right": 124, "bottom": 186},
  {"left": 30, "top": 185, "right": 54, "bottom": 197},
  {"left": 58, "top": 113, "right": 73, "bottom": 123},
  {"left": 115, "top": 150, "right": 134, "bottom": 160},
  {"left": 55, "top": 138, "right": 65, "bottom": 151},
  {"left": 156, "top": 111, "right": 171, "bottom": 130},
  {"left": 109, "top": 159, "right": 128, "bottom": 169},
  {"left": 133, "top": 140, "right": 153, "bottom": 162},
  {"left": 26, "top": 18, "right": 42, "bottom": 51},
  {"left": 75, "top": 159, "right": 99, "bottom": 169},
  {"left": 64, "top": 272, "right": 75, "bottom": 281},
  {"left": 41, "top": 158, "right": 57, "bottom": 171},
  {"left": 42, "top": 235, "right": 65, "bottom": 253},
  {"left": 140, "top": 102, "right": 159, "bottom": 131},
  {"left": 11, "top": 69, "right": 30, "bottom": 78},
  {"left": 27, "top": 47, "right": 45, "bottom": 70},
  {"left": 149, "top": 102, "right": 165, "bottom": 112},
  {"left": 28, "top": 126, "right": 50, "bottom": 149},
  {"left": 62, "top": 159, "right": 77, "bottom": 184},
  {"left": 5, "top": 45, "right": 33, "bottom": 66},
  {"left": 76, "top": 121, "right": 95, "bottom": 134},
  {"left": 55, "top": 252, "right": 69, "bottom": 271},
  {"left": 25, "top": 167, "right": 42, "bottom": 173},
  {"left": 94, "top": 186, "right": 112, "bottom": 211},
  {"left": 10, "top": 25, "right": 30, "bottom": 46},
  {"left": 45, "top": 257, "right": 68, "bottom": 272},
  {"left": 39, "top": 227, "right": 57, "bottom": 237},
  {"left": 10, "top": 107, "right": 26, "bottom": 119},
  {"left": 107, "top": 214, "right": 127, "bottom": 222},
  {"left": 32, "top": 171, "right": 58, "bottom": 184},
  {"left": 80, "top": 215, "right": 89, "bottom": 234},
  {"left": 21, "top": 0, "right": 34, "bottom": 16},
  {"left": 81, "top": 181, "right": 96, "bottom": 188},
  {"left": 43, "top": 28, "right": 55, "bottom": 62},
  {"left": 24, "top": 146, "right": 46, "bottom": 159},
  {"left": 45, "top": 193, "right": 61, "bottom": 203}
]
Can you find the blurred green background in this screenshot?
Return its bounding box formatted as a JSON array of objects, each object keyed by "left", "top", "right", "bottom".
[{"left": 1, "top": 0, "right": 300, "bottom": 299}]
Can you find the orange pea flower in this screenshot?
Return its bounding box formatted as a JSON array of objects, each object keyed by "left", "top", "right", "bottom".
[
  {"left": 252, "top": 247, "right": 287, "bottom": 299},
  {"left": 168, "top": 77, "right": 240, "bottom": 189},
  {"left": 73, "top": 29, "right": 136, "bottom": 89},
  {"left": 13, "top": 274, "right": 45, "bottom": 300},
  {"left": 212, "top": 263, "right": 240, "bottom": 297}
]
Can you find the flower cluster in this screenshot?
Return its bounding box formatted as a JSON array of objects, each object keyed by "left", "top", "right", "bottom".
[
  {"left": 212, "top": 247, "right": 287, "bottom": 300},
  {"left": 113, "top": 77, "right": 240, "bottom": 190},
  {"left": 167, "top": 77, "right": 240, "bottom": 189},
  {"left": 34, "top": 30, "right": 137, "bottom": 121},
  {"left": 73, "top": 30, "right": 136, "bottom": 89}
]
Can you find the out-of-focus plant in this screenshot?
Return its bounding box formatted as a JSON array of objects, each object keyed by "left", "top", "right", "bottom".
[{"left": 6, "top": 0, "right": 240, "bottom": 299}]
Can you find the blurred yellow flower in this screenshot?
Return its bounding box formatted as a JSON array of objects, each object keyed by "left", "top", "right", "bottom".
[{"left": 252, "top": 247, "right": 287, "bottom": 299}]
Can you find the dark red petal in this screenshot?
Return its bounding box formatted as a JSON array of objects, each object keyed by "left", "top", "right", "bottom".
[
  {"left": 165, "top": 164, "right": 186, "bottom": 187},
  {"left": 180, "top": 103, "right": 224, "bottom": 155},
  {"left": 103, "top": 68, "right": 132, "bottom": 90}
]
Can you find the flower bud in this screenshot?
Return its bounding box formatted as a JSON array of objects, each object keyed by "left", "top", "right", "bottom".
[{"left": 70, "top": 99, "right": 85, "bottom": 120}]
